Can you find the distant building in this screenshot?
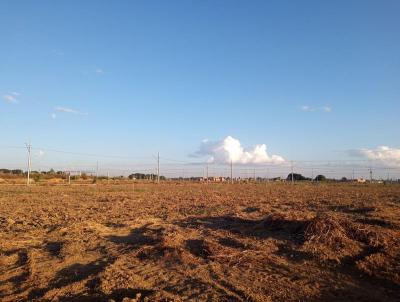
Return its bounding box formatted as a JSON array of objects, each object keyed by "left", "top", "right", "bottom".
[
  {"left": 213, "top": 176, "right": 225, "bottom": 182},
  {"left": 199, "top": 176, "right": 226, "bottom": 182}
]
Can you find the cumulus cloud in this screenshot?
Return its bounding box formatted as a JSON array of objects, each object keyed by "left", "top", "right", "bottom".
[
  {"left": 349, "top": 146, "right": 400, "bottom": 167},
  {"left": 195, "top": 136, "right": 285, "bottom": 164},
  {"left": 55, "top": 106, "right": 87, "bottom": 116}
]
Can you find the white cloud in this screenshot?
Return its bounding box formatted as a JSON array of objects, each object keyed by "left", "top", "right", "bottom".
[
  {"left": 349, "top": 146, "right": 400, "bottom": 167},
  {"left": 55, "top": 106, "right": 87, "bottom": 116},
  {"left": 95, "top": 68, "right": 104, "bottom": 75},
  {"left": 3, "top": 94, "right": 19, "bottom": 104},
  {"left": 300, "top": 105, "right": 332, "bottom": 113},
  {"left": 51, "top": 113, "right": 57, "bottom": 119},
  {"left": 300, "top": 105, "right": 314, "bottom": 112},
  {"left": 37, "top": 150, "right": 45, "bottom": 157},
  {"left": 195, "top": 136, "right": 285, "bottom": 164}
]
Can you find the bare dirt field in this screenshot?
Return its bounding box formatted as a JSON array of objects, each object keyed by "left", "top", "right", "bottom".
[{"left": 0, "top": 182, "right": 399, "bottom": 301}]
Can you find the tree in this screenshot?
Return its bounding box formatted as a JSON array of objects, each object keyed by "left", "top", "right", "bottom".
[
  {"left": 315, "top": 175, "right": 327, "bottom": 182},
  {"left": 286, "top": 173, "right": 310, "bottom": 181}
]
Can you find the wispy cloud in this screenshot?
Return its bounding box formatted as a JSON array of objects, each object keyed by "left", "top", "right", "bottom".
[
  {"left": 300, "top": 105, "right": 332, "bottom": 113},
  {"left": 55, "top": 106, "right": 87, "bottom": 116},
  {"left": 194, "top": 136, "right": 285, "bottom": 164},
  {"left": 348, "top": 146, "right": 400, "bottom": 167},
  {"left": 300, "top": 105, "right": 314, "bottom": 112},
  {"left": 95, "top": 68, "right": 105, "bottom": 75},
  {"left": 2, "top": 92, "right": 21, "bottom": 104}
]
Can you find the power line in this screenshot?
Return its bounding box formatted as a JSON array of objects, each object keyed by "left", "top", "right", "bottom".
[{"left": 31, "top": 147, "right": 153, "bottom": 160}]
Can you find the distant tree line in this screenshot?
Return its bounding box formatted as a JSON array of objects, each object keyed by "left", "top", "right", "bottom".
[
  {"left": 286, "top": 173, "right": 343, "bottom": 182},
  {"left": 0, "top": 168, "right": 68, "bottom": 175},
  {"left": 128, "top": 173, "right": 166, "bottom": 180},
  {"left": 286, "top": 173, "right": 329, "bottom": 181},
  {"left": 0, "top": 169, "right": 24, "bottom": 174}
]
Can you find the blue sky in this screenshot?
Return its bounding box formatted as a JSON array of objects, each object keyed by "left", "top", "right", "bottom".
[{"left": 1, "top": 1, "right": 399, "bottom": 174}]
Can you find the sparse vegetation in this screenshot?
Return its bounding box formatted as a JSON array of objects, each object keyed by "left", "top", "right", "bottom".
[{"left": 0, "top": 182, "right": 399, "bottom": 301}]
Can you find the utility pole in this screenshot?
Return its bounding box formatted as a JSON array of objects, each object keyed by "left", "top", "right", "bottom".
[
  {"left": 68, "top": 171, "right": 71, "bottom": 185},
  {"left": 25, "top": 142, "right": 32, "bottom": 186},
  {"left": 253, "top": 168, "right": 256, "bottom": 182},
  {"left": 352, "top": 168, "right": 355, "bottom": 181},
  {"left": 311, "top": 168, "right": 314, "bottom": 182},
  {"left": 107, "top": 171, "right": 110, "bottom": 184},
  {"left": 230, "top": 160, "right": 233, "bottom": 184},
  {"left": 157, "top": 152, "right": 160, "bottom": 184},
  {"left": 291, "top": 161, "right": 294, "bottom": 184},
  {"left": 369, "top": 167, "right": 373, "bottom": 182},
  {"left": 96, "top": 161, "right": 99, "bottom": 178},
  {"left": 206, "top": 165, "right": 209, "bottom": 183}
]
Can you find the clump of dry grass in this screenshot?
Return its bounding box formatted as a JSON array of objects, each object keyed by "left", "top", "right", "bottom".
[
  {"left": 303, "top": 212, "right": 388, "bottom": 248},
  {"left": 345, "top": 222, "right": 388, "bottom": 248},
  {"left": 301, "top": 213, "right": 361, "bottom": 262},
  {"left": 303, "top": 213, "right": 349, "bottom": 247}
]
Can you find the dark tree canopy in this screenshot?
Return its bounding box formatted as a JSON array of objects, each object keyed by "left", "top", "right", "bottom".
[
  {"left": 287, "top": 173, "right": 310, "bottom": 181},
  {"left": 315, "top": 175, "right": 327, "bottom": 181}
]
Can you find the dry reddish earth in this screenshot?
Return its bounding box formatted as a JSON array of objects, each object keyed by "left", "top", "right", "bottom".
[{"left": 0, "top": 182, "right": 399, "bottom": 301}]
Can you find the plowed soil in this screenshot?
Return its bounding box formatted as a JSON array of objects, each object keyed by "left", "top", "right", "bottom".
[{"left": 1, "top": 182, "right": 399, "bottom": 301}]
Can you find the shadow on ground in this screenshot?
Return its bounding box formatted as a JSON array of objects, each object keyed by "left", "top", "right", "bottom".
[
  {"left": 177, "top": 215, "right": 307, "bottom": 243},
  {"left": 107, "top": 224, "right": 164, "bottom": 248}
]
